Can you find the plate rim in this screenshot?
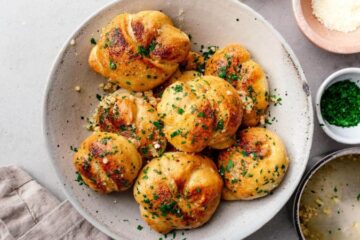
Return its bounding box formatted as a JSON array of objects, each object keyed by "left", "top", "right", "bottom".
[{"left": 42, "top": 0, "right": 314, "bottom": 239}]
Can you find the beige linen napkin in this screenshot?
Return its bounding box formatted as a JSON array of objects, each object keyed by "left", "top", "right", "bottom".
[{"left": 0, "top": 165, "right": 110, "bottom": 240}]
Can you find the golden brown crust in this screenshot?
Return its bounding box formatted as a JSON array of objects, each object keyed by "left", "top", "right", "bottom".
[
  {"left": 152, "top": 70, "right": 202, "bottom": 98},
  {"left": 168, "top": 70, "right": 202, "bottom": 84},
  {"left": 236, "top": 60, "right": 269, "bottom": 126},
  {"left": 180, "top": 51, "right": 205, "bottom": 72},
  {"left": 154, "top": 51, "right": 205, "bottom": 96},
  {"left": 89, "top": 11, "right": 190, "bottom": 91},
  {"left": 73, "top": 132, "right": 142, "bottom": 193},
  {"left": 218, "top": 127, "right": 289, "bottom": 200},
  {"left": 157, "top": 81, "right": 215, "bottom": 152},
  {"left": 90, "top": 89, "right": 166, "bottom": 159},
  {"left": 158, "top": 74, "right": 243, "bottom": 152},
  {"left": 133, "top": 152, "right": 223, "bottom": 233},
  {"left": 191, "top": 76, "right": 243, "bottom": 149},
  {"left": 205, "top": 44, "right": 269, "bottom": 127}
]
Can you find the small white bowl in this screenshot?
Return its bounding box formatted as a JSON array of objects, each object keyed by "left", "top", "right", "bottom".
[{"left": 316, "top": 68, "right": 360, "bottom": 144}]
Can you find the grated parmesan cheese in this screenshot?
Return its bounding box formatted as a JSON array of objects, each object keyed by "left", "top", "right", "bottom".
[{"left": 312, "top": 0, "right": 360, "bottom": 32}]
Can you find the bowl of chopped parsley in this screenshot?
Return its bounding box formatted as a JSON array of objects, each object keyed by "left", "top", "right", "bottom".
[{"left": 316, "top": 68, "right": 360, "bottom": 144}]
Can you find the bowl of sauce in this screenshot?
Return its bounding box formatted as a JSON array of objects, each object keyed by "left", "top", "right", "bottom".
[
  {"left": 293, "top": 147, "right": 360, "bottom": 240},
  {"left": 316, "top": 68, "right": 360, "bottom": 144}
]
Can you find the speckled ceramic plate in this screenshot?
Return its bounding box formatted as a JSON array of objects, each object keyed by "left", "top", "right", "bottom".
[{"left": 43, "top": 0, "right": 313, "bottom": 239}]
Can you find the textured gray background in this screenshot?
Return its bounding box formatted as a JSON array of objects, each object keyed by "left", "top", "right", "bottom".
[{"left": 0, "top": 0, "right": 359, "bottom": 239}]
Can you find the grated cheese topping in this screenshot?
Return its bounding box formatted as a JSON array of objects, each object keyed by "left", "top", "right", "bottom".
[{"left": 312, "top": 0, "right": 360, "bottom": 32}]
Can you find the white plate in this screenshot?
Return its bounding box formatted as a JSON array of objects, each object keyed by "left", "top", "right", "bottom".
[{"left": 43, "top": 0, "right": 313, "bottom": 239}]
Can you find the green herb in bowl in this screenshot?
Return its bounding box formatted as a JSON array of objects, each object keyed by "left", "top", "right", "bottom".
[{"left": 320, "top": 80, "right": 360, "bottom": 128}]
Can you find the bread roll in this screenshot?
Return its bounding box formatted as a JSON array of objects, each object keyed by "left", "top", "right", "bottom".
[
  {"left": 205, "top": 44, "right": 269, "bottom": 127},
  {"left": 90, "top": 89, "right": 166, "bottom": 159},
  {"left": 133, "top": 152, "right": 223, "bottom": 233},
  {"left": 89, "top": 11, "right": 190, "bottom": 91},
  {"left": 158, "top": 75, "right": 243, "bottom": 152},
  {"left": 73, "top": 132, "right": 142, "bottom": 193},
  {"left": 218, "top": 127, "right": 289, "bottom": 200}
]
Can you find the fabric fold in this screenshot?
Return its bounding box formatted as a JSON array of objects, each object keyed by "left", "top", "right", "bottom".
[{"left": 0, "top": 165, "right": 109, "bottom": 240}]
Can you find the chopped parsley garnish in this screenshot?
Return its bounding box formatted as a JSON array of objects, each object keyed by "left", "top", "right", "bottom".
[
  {"left": 96, "top": 94, "right": 102, "bottom": 101},
  {"left": 197, "top": 112, "right": 205, "bottom": 118},
  {"left": 225, "top": 159, "right": 234, "bottom": 172},
  {"left": 231, "top": 178, "right": 238, "bottom": 184},
  {"left": 229, "top": 73, "right": 239, "bottom": 81},
  {"left": 137, "top": 225, "right": 143, "bottom": 231},
  {"left": 357, "top": 193, "right": 360, "bottom": 201},
  {"left": 247, "top": 86, "right": 257, "bottom": 102},
  {"left": 119, "top": 125, "right": 127, "bottom": 131},
  {"left": 170, "top": 129, "right": 182, "bottom": 138},
  {"left": 177, "top": 108, "right": 185, "bottom": 114},
  {"left": 153, "top": 169, "right": 162, "bottom": 175},
  {"left": 100, "top": 136, "right": 112, "bottom": 145},
  {"left": 140, "top": 146, "right": 149, "bottom": 155},
  {"left": 75, "top": 171, "right": 87, "bottom": 186},
  {"left": 153, "top": 193, "right": 159, "bottom": 200},
  {"left": 321, "top": 80, "right": 360, "bottom": 127},
  {"left": 152, "top": 121, "right": 163, "bottom": 130},
  {"left": 201, "top": 45, "right": 219, "bottom": 60},
  {"left": 216, "top": 53, "right": 241, "bottom": 83},
  {"left": 195, "top": 187, "right": 201, "bottom": 193},
  {"left": 149, "top": 40, "right": 156, "bottom": 52},
  {"left": 83, "top": 161, "right": 90, "bottom": 170},
  {"left": 90, "top": 38, "right": 97, "bottom": 45},
  {"left": 137, "top": 40, "right": 156, "bottom": 57},
  {"left": 137, "top": 46, "right": 148, "bottom": 56},
  {"left": 215, "top": 119, "right": 224, "bottom": 131},
  {"left": 159, "top": 201, "right": 182, "bottom": 217},
  {"left": 109, "top": 59, "right": 117, "bottom": 70},
  {"left": 70, "top": 146, "right": 78, "bottom": 152},
  {"left": 218, "top": 67, "right": 227, "bottom": 79},
  {"left": 98, "top": 148, "right": 119, "bottom": 158},
  {"left": 99, "top": 108, "right": 109, "bottom": 124},
  {"left": 270, "top": 94, "right": 282, "bottom": 106},
  {"left": 173, "top": 85, "right": 183, "bottom": 92},
  {"left": 103, "top": 38, "right": 110, "bottom": 48}
]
